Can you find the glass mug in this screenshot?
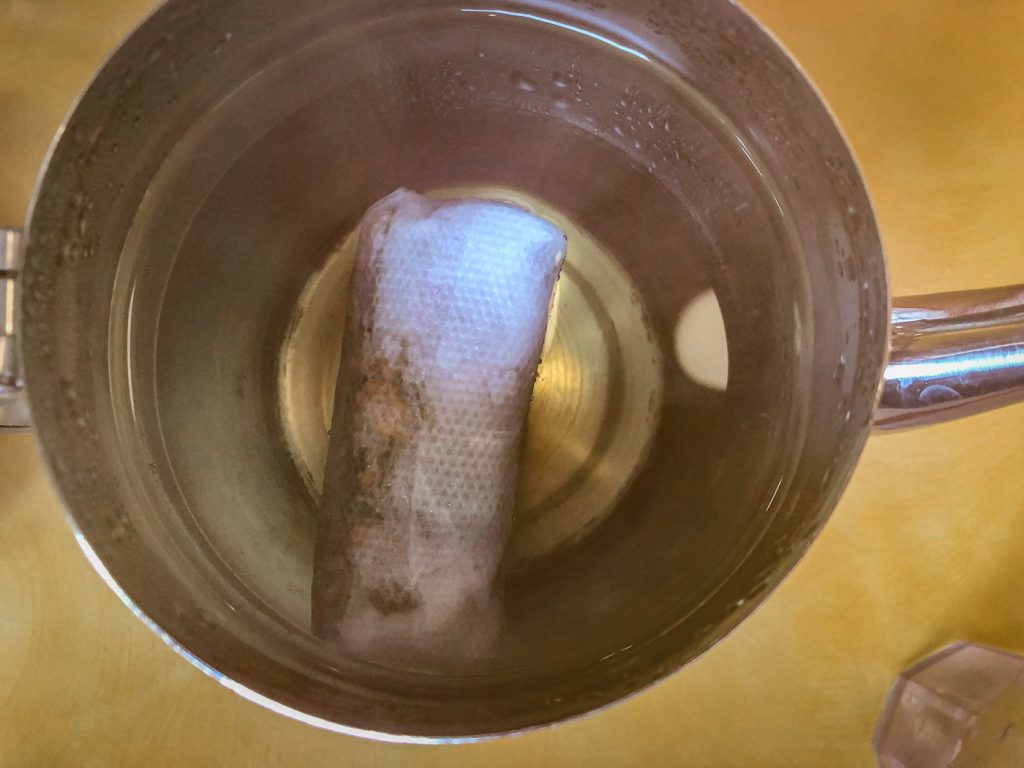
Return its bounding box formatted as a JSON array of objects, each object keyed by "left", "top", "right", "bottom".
[{"left": 2, "top": 0, "right": 1022, "bottom": 742}]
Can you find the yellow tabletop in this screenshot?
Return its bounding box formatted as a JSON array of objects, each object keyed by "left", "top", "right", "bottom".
[{"left": 2, "top": 2, "right": 1023, "bottom": 765}]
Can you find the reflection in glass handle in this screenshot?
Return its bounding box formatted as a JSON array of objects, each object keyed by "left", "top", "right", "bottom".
[
  {"left": 875, "top": 285, "right": 1024, "bottom": 430},
  {"left": 1, "top": 227, "right": 30, "bottom": 432}
]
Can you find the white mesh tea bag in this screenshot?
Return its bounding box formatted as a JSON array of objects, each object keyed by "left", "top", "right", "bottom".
[{"left": 312, "top": 188, "right": 566, "bottom": 669}]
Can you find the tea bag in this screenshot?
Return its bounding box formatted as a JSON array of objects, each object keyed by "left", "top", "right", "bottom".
[{"left": 312, "top": 188, "right": 566, "bottom": 668}]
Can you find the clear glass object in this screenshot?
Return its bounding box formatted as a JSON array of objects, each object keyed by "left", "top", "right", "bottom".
[{"left": 875, "top": 643, "right": 1024, "bottom": 768}]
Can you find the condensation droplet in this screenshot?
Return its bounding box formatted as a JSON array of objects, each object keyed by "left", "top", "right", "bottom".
[
  {"left": 511, "top": 72, "right": 537, "bottom": 92},
  {"left": 834, "top": 354, "right": 847, "bottom": 384}
]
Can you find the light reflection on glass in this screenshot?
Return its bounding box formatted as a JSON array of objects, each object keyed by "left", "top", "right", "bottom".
[
  {"left": 460, "top": 8, "right": 652, "bottom": 62},
  {"left": 884, "top": 348, "right": 1024, "bottom": 383}
]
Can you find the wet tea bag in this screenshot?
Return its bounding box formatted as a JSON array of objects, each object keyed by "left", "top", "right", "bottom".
[{"left": 312, "top": 188, "right": 566, "bottom": 668}]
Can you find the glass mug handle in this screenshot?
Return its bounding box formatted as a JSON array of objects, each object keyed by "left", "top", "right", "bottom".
[
  {"left": 0, "top": 227, "right": 29, "bottom": 432},
  {"left": 876, "top": 284, "right": 1024, "bottom": 429}
]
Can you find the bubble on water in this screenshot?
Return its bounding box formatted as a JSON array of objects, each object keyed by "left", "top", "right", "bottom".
[
  {"left": 552, "top": 73, "right": 568, "bottom": 88},
  {"left": 511, "top": 72, "right": 537, "bottom": 92}
]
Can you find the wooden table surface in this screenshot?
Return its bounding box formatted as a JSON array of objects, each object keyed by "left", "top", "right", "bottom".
[{"left": 2, "top": 1, "right": 1024, "bottom": 765}]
